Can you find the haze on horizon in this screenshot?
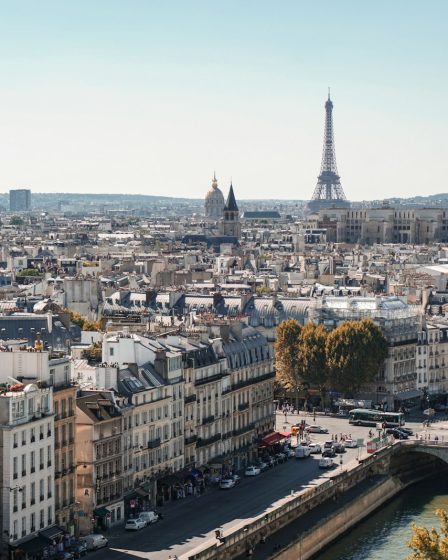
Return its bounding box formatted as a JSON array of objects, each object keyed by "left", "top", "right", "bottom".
[{"left": 0, "top": 0, "right": 446, "bottom": 201}]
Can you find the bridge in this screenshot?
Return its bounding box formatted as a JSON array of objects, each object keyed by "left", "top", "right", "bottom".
[{"left": 182, "top": 438, "right": 448, "bottom": 560}]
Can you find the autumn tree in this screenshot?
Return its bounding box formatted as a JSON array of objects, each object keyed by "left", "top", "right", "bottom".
[
  {"left": 274, "top": 319, "right": 303, "bottom": 405},
  {"left": 299, "top": 323, "right": 329, "bottom": 406},
  {"left": 326, "top": 319, "right": 387, "bottom": 397},
  {"left": 407, "top": 508, "right": 448, "bottom": 559}
]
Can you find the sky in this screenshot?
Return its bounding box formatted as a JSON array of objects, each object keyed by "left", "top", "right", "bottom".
[{"left": 0, "top": 0, "right": 447, "bottom": 201}]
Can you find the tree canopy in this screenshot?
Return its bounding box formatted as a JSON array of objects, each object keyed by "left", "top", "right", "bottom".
[
  {"left": 326, "top": 319, "right": 388, "bottom": 397},
  {"left": 299, "top": 323, "right": 328, "bottom": 402},
  {"left": 407, "top": 508, "right": 448, "bottom": 559},
  {"left": 275, "top": 318, "right": 388, "bottom": 399},
  {"left": 274, "top": 319, "right": 303, "bottom": 392}
]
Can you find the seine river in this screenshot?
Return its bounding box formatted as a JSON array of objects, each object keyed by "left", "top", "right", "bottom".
[{"left": 316, "top": 476, "right": 448, "bottom": 560}]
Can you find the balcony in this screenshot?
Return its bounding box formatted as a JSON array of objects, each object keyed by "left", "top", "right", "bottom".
[
  {"left": 196, "top": 433, "right": 222, "bottom": 448},
  {"left": 40, "top": 463, "right": 44, "bottom": 470},
  {"left": 21, "top": 471, "right": 26, "bottom": 477},
  {"left": 61, "top": 440, "right": 68, "bottom": 447},
  {"left": 47, "top": 431, "right": 52, "bottom": 437},
  {"left": 40, "top": 495, "right": 44, "bottom": 502},
  {"left": 31, "top": 467, "right": 35, "bottom": 473},
  {"left": 231, "top": 371, "right": 276, "bottom": 391},
  {"left": 238, "top": 402, "right": 249, "bottom": 412},
  {"left": 184, "top": 394, "right": 197, "bottom": 404},
  {"left": 233, "top": 423, "right": 255, "bottom": 437},
  {"left": 202, "top": 415, "right": 215, "bottom": 426},
  {"left": 148, "top": 438, "right": 161, "bottom": 449},
  {"left": 31, "top": 499, "right": 35, "bottom": 505},
  {"left": 184, "top": 435, "right": 197, "bottom": 445},
  {"left": 39, "top": 433, "right": 44, "bottom": 440},
  {"left": 13, "top": 506, "right": 17, "bottom": 513},
  {"left": 31, "top": 436, "right": 35, "bottom": 443},
  {"left": 13, "top": 473, "right": 18, "bottom": 480},
  {"left": 194, "top": 373, "right": 223, "bottom": 387},
  {"left": 47, "top": 461, "right": 52, "bottom": 468}
]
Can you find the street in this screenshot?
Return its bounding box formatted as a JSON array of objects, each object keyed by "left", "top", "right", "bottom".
[{"left": 89, "top": 413, "right": 425, "bottom": 560}]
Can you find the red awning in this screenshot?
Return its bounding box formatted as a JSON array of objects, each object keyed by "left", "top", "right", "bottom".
[
  {"left": 279, "top": 431, "right": 291, "bottom": 438},
  {"left": 261, "top": 432, "right": 283, "bottom": 446}
]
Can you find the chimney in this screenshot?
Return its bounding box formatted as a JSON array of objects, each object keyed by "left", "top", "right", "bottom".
[{"left": 154, "top": 349, "right": 167, "bottom": 378}]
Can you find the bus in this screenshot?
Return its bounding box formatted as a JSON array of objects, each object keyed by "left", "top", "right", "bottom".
[{"left": 348, "top": 409, "right": 405, "bottom": 428}]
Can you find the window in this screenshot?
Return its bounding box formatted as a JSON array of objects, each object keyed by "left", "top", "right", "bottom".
[
  {"left": 13, "top": 457, "right": 18, "bottom": 479},
  {"left": 12, "top": 400, "right": 25, "bottom": 420},
  {"left": 13, "top": 433, "right": 18, "bottom": 448},
  {"left": 30, "top": 512, "right": 35, "bottom": 532},
  {"left": 21, "top": 430, "right": 26, "bottom": 445},
  {"left": 39, "top": 509, "right": 44, "bottom": 529},
  {"left": 21, "top": 516, "right": 26, "bottom": 537},
  {"left": 39, "top": 479, "right": 44, "bottom": 501},
  {"left": 47, "top": 476, "right": 52, "bottom": 498},
  {"left": 47, "top": 506, "right": 52, "bottom": 525},
  {"left": 109, "top": 347, "right": 114, "bottom": 356},
  {"left": 21, "top": 454, "right": 26, "bottom": 476},
  {"left": 31, "top": 482, "right": 35, "bottom": 504},
  {"left": 31, "top": 451, "right": 35, "bottom": 472}
]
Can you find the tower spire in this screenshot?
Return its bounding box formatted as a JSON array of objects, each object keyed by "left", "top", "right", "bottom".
[{"left": 308, "top": 92, "right": 349, "bottom": 212}]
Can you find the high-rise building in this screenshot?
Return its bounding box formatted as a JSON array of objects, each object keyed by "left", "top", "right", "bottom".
[
  {"left": 308, "top": 93, "right": 349, "bottom": 213},
  {"left": 9, "top": 189, "right": 31, "bottom": 212}
]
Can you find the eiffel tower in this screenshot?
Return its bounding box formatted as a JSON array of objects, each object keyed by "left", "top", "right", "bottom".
[{"left": 308, "top": 92, "right": 350, "bottom": 213}]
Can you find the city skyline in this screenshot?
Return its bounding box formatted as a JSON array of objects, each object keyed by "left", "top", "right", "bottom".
[{"left": 0, "top": 0, "right": 446, "bottom": 200}]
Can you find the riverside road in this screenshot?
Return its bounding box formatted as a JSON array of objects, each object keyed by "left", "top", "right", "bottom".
[{"left": 89, "top": 413, "right": 428, "bottom": 560}]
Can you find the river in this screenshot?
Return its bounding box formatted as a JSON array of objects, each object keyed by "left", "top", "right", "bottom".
[{"left": 315, "top": 476, "right": 448, "bottom": 560}]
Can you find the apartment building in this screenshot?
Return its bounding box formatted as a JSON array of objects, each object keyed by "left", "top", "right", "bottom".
[
  {"left": 75, "top": 391, "right": 131, "bottom": 535},
  {"left": 0, "top": 381, "right": 55, "bottom": 555}
]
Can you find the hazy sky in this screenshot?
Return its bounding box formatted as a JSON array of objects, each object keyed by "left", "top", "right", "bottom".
[{"left": 0, "top": 0, "right": 446, "bottom": 200}]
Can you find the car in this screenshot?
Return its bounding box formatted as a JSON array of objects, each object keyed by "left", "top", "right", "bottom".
[
  {"left": 54, "top": 553, "right": 74, "bottom": 560},
  {"left": 322, "top": 447, "right": 336, "bottom": 458},
  {"left": 305, "top": 425, "right": 329, "bottom": 434},
  {"left": 138, "top": 511, "right": 159, "bottom": 525},
  {"left": 308, "top": 443, "right": 322, "bottom": 454},
  {"left": 332, "top": 442, "right": 346, "bottom": 453},
  {"left": 263, "top": 456, "right": 276, "bottom": 467},
  {"left": 275, "top": 452, "right": 287, "bottom": 463},
  {"left": 245, "top": 465, "right": 261, "bottom": 476},
  {"left": 324, "top": 441, "right": 334, "bottom": 449},
  {"left": 257, "top": 460, "right": 269, "bottom": 472},
  {"left": 67, "top": 543, "right": 88, "bottom": 558},
  {"left": 284, "top": 447, "right": 296, "bottom": 458},
  {"left": 344, "top": 439, "right": 358, "bottom": 448},
  {"left": 386, "top": 428, "right": 408, "bottom": 440},
  {"left": 125, "top": 518, "right": 146, "bottom": 531},
  {"left": 82, "top": 534, "right": 108, "bottom": 551},
  {"left": 295, "top": 445, "right": 311, "bottom": 458},
  {"left": 398, "top": 427, "right": 414, "bottom": 436},
  {"left": 319, "top": 457, "right": 335, "bottom": 469},
  {"left": 220, "top": 477, "right": 236, "bottom": 489},
  {"left": 231, "top": 473, "right": 241, "bottom": 483}
]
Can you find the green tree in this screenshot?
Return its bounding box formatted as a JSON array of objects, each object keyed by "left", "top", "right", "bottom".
[
  {"left": 274, "top": 319, "right": 303, "bottom": 405},
  {"left": 299, "top": 323, "right": 329, "bottom": 407},
  {"left": 10, "top": 215, "right": 24, "bottom": 226},
  {"left": 407, "top": 508, "right": 448, "bottom": 559},
  {"left": 326, "top": 319, "right": 387, "bottom": 397}
]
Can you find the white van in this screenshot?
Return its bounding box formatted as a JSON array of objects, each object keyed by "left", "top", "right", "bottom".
[
  {"left": 138, "top": 511, "right": 159, "bottom": 525},
  {"left": 295, "top": 445, "right": 311, "bottom": 459},
  {"left": 83, "top": 534, "right": 108, "bottom": 550}
]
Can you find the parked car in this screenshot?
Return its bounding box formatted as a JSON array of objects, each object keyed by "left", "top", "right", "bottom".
[
  {"left": 264, "top": 456, "right": 276, "bottom": 467},
  {"left": 398, "top": 427, "right": 414, "bottom": 436},
  {"left": 257, "top": 460, "right": 269, "bottom": 472},
  {"left": 54, "top": 553, "right": 74, "bottom": 560},
  {"left": 220, "top": 478, "right": 236, "bottom": 489},
  {"left": 324, "top": 441, "right": 334, "bottom": 449},
  {"left": 308, "top": 443, "right": 322, "bottom": 454},
  {"left": 305, "top": 425, "right": 329, "bottom": 434},
  {"left": 138, "top": 511, "right": 159, "bottom": 525},
  {"left": 125, "top": 518, "right": 146, "bottom": 531},
  {"left": 319, "top": 457, "right": 335, "bottom": 469},
  {"left": 245, "top": 465, "right": 261, "bottom": 476},
  {"left": 67, "top": 543, "right": 88, "bottom": 558},
  {"left": 332, "top": 442, "right": 346, "bottom": 453},
  {"left": 231, "top": 473, "right": 241, "bottom": 483},
  {"left": 82, "top": 535, "right": 108, "bottom": 551},
  {"left": 322, "top": 447, "right": 336, "bottom": 458},
  {"left": 275, "top": 452, "right": 287, "bottom": 463},
  {"left": 344, "top": 439, "right": 358, "bottom": 448},
  {"left": 295, "top": 445, "right": 311, "bottom": 458}
]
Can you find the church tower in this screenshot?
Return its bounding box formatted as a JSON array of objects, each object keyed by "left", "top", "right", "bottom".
[{"left": 220, "top": 183, "right": 241, "bottom": 239}]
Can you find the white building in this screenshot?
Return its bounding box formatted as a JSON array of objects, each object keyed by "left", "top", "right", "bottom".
[{"left": 0, "top": 382, "right": 55, "bottom": 552}]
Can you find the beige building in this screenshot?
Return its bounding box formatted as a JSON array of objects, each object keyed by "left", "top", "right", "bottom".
[{"left": 75, "top": 391, "right": 131, "bottom": 535}]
